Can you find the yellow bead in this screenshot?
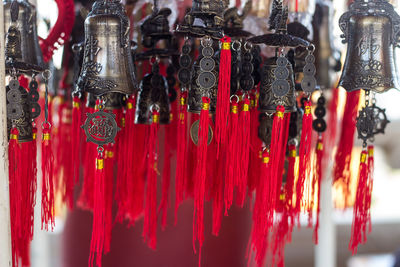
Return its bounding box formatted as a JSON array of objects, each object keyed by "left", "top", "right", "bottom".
[
  {"left": 96, "top": 158, "right": 104, "bottom": 170},
  {"left": 222, "top": 42, "right": 231, "bottom": 50}
]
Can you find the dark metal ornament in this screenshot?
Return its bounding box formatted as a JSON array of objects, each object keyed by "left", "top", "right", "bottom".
[
  {"left": 177, "top": 40, "right": 193, "bottom": 86},
  {"left": 135, "top": 61, "right": 170, "bottom": 124},
  {"left": 339, "top": 0, "right": 400, "bottom": 93},
  {"left": 301, "top": 46, "right": 317, "bottom": 94},
  {"left": 4, "top": 0, "right": 44, "bottom": 70},
  {"left": 28, "top": 78, "right": 41, "bottom": 119},
  {"left": 188, "top": 37, "right": 218, "bottom": 113},
  {"left": 82, "top": 99, "right": 121, "bottom": 146},
  {"left": 240, "top": 42, "right": 255, "bottom": 92},
  {"left": 176, "top": 0, "right": 227, "bottom": 39},
  {"left": 190, "top": 119, "right": 213, "bottom": 145},
  {"left": 313, "top": 94, "right": 327, "bottom": 133},
  {"left": 76, "top": 0, "right": 137, "bottom": 97}
]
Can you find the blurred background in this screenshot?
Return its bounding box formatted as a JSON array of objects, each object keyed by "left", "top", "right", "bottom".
[{"left": 27, "top": 0, "right": 400, "bottom": 266}]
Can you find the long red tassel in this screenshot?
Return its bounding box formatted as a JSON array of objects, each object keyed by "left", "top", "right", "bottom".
[
  {"left": 224, "top": 100, "right": 239, "bottom": 214},
  {"left": 72, "top": 96, "right": 82, "bottom": 183},
  {"left": 41, "top": 124, "right": 55, "bottom": 231},
  {"left": 349, "top": 148, "right": 373, "bottom": 254},
  {"left": 236, "top": 98, "right": 251, "bottom": 206},
  {"left": 89, "top": 152, "right": 106, "bottom": 267},
  {"left": 333, "top": 90, "right": 360, "bottom": 206},
  {"left": 104, "top": 145, "right": 114, "bottom": 255},
  {"left": 268, "top": 105, "right": 286, "bottom": 222},
  {"left": 193, "top": 97, "right": 210, "bottom": 264},
  {"left": 212, "top": 151, "right": 225, "bottom": 236},
  {"left": 326, "top": 88, "right": 339, "bottom": 152},
  {"left": 215, "top": 36, "right": 232, "bottom": 156},
  {"left": 313, "top": 137, "right": 324, "bottom": 243},
  {"left": 296, "top": 101, "right": 313, "bottom": 218},
  {"left": 248, "top": 91, "right": 261, "bottom": 193},
  {"left": 143, "top": 110, "right": 160, "bottom": 250},
  {"left": 175, "top": 92, "right": 188, "bottom": 224},
  {"left": 249, "top": 149, "right": 270, "bottom": 266}
]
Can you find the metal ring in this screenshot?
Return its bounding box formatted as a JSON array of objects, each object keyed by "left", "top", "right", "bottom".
[
  {"left": 149, "top": 56, "right": 160, "bottom": 66},
  {"left": 288, "top": 138, "right": 298, "bottom": 146},
  {"left": 230, "top": 94, "right": 239, "bottom": 103},
  {"left": 307, "top": 44, "right": 315, "bottom": 52},
  {"left": 244, "top": 41, "right": 253, "bottom": 51},
  {"left": 231, "top": 40, "right": 241, "bottom": 51},
  {"left": 150, "top": 103, "right": 160, "bottom": 112},
  {"left": 97, "top": 146, "right": 105, "bottom": 154},
  {"left": 42, "top": 69, "right": 52, "bottom": 80},
  {"left": 41, "top": 121, "right": 52, "bottom": 129},
  {"left": 201, "top": 36, "right": 212, "bottom": 47}
]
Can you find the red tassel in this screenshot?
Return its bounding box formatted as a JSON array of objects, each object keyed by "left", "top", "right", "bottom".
[
  {"left": 248, "top": 91, "right": 261, "bottom": 193},
  {"left": 224, "top": 100, "right": 239, "bottom": 214},
  {"left": 349, "top": 148, "right": 373, "bottom": 254},
  {"left": 236, "top": 98, "right": 251, "bottom": 206},
  {"left": 41, "top": 124, "right": 55, "bottom": 231},
  {"left": 143, "top": 110, "right": 160, "bottom": 249},
  {"left": 193, "top": 97, "right": 210, "bottom": 263},
  {"left": 296, "top": 101, "right": 313, "bottom": 217},
  {"left": 175, "top": 92, "right": 188, "bottom": 223},
  {"left": 215, "top": 36, "right": 232, "bottom": 156},
  {"left": 249, "top": 149, "right": 271, "bottom": 266},
  {"left": 268, "top": 105, "right": 286, "bottom": 221},
  {"left": 333, "top": 90, "right": 360, "bottom": 206},
  {"left": 211, "top": 152, "right": 225, "bottom": 236},
  {"left": 104, "top": 145, "right": 114, "bottom": 254},
  {"left": 286, "top": 144, "right": 297, "bottom": 212},
  {"left": 72, "top": 96, "right": 82, "bottom": 183},
  {"left": 313, "top": 137, "right": 324, "bottom": 243},
  {"left": 158, "top": 114, "right": 173, "bottom": 229},
  {"left": 326, "top": 88, "right": 339, "bottom": 152},
  {"left": 89, "top": 153, "right": 106, "bottom": 267}
]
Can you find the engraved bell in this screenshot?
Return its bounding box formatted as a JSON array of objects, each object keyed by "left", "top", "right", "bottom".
[
  {"left": 3, "top": 0, "right": 44, "bottom": 68},
  {"left": 339, "top": 0, "right": 400, "bottom": 93},
  {"left": 76, "top": 0, "right": 137, "bottom": 97},
  {"left": 258, "top": 56, "right": 297, "bottom": 114}
]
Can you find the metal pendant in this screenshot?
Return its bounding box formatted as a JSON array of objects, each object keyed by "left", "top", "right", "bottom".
[
  {"left": 190, "top": 119, "right": 213, "bottom": 145},
  {"left": 82, "top": 99, "right": 120, "bottom": 146}
]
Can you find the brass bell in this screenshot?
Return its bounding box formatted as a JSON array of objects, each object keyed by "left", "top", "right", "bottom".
[
  {"left": 135, "top": 62, "right": 170, "bottom": 124},
  {"left": 339, "top": 0, "right": 400, "bottom": 93},
  {"left": 76, "top": 0, "right": 137, "bottom": 97},
  {"left": 86, "top": 92, "right": 126, "bottom": 111},
  {"left": 258, "top": 56, "right": 297, "bottom": 114},
  {"left": 3, "top": 0, "right": 44, "bottom": 68},
  {"left": 312, "top": 1, "right": 342, "bottom": 90}
]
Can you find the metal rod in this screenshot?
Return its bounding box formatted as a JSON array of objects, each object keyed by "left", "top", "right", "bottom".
[{"left": 0, "top": 0, "right": 13, "bottom": 265}]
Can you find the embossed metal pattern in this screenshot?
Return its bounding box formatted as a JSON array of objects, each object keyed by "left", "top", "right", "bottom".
[
  {"left": 339, "top": 0, "right": 400, "bottom": 92},
  {"left": 82, "top": 109, "right": 120, "bottom": 146},
  {"left": 76, "top": 0, "right": 137, "bottom": 96}
]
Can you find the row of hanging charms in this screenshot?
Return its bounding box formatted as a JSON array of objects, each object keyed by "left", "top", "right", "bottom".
[
  {"left": 4, "top": 1, "right": 56, "bottom": 267},
  {"left": 338, "top": 0, "right": 400, "bottom": 254}
]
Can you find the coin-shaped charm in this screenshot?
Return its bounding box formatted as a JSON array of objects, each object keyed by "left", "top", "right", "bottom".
[
  {"left": 82, "top": 110, "right": 121, "bottom": 146},
  {"left": 28, "top": 89, "right": 39, "bottom": 102},
  {"left": 179, "top": 55, "right": 192, "bottom": 68},
  {"left": 197, "top": 72, "right": 216, "bottom": 89},
  {"left": 241, "top": 62, "right": 254, "bottom": 74},
  {"left": 274, "top": 66, "right": 289, "bottom": 79},
  {"left": 182, "top": 44, "right": 191, "bottom": 54},
  {"left": 276, "top": 57, "right": 288, "bottom": 66},
  {"left": 29, "top": 80, "right": 38, "bottom": 90},
  {"left": 178, "top": 68, "right": 191, "bottom": 84},
  {"left": 301, "top": 76, "right": 316, "bottom": 93},
  {"left": 30, "top": 102, "right": 41, "bottom": 119},
  {"left": 305, "top": 54, "right": 315, "bottom": 63},
  {"left": 7, "top": 103, "right": 23, "bottom": 120},
  {"left": 240, "top": 77, "right": 255, "bottom": 91},
  {"left": 190, "top": 120, "right": 213, "bottom": 146},
  {"left": 272, "top": 80, "right": 290, "bottom": 97},
  {"left": 201, "top": 46, "right": 214, "bottom": 57},
  {"left": 303, "top": 63, "right": 316, "bottom": 76},
  {"left": 200, "top": 57, "right": 215, "bottom": 72},
  {"left": 7, "top": 88, "right": 22, "bottom": 102},
  {"left": 243, "top": 52, "right": 253, "bottom": 62},
  {"left": 9, "top": 79, "right": 19, "bottom": 90}
]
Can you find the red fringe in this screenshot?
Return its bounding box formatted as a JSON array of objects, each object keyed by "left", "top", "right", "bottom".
[
  {"left": 41, "top": 124, "right": 55, "bottom": 231},
  {"left": 249, "top": 150, "right": 270, "bottom": 266},
  {"left": 224, "top": 101, "right": 239, "bottom": 214},
  {"left": 175, "top": 92, "right": 188, "bottom": 224},
  {"left": 236, "top": 98, "right": 251, "bottom": 206},
  {"left": 104, "top": 145, "right": 115, "bottom": 254},
  {"left": 215, "top": 36, "right": 232, "bottom": 156},
  {"left": 212, "top": 152, "right": 225, "bottom": 236},
  {"left": 296, "top": 101, "right": 313, "bottom": 217},
  {"left": 193, "top": 97, "right": 211, "bottom": 264},
  {"left": 333, "top": 90, "right": 360, "bottom": 205},
  {"left": 143, "top": 111, "right": 160, "bottom": 249},
  {"left": 89, "top": 153, "right": 106, "bottom": 267},
  {"left": 326, "top": 88, "right": 339, "bottom": 153},
  {"left": 248, "top": 91, "right": 261, "bottom": 194},
  {"left": 312, "top": 137, "right": 324, "bottom": 243},
  {"left": 349, "top": 148, "right": 373, "bottom": 254}
]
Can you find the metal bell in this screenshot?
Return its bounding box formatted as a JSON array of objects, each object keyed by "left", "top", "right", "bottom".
[
  {"left": 86, "top": 92, "right": 126, "bottom": 110},
  {"left": 76, "top": 0, "right": 137, "bottom": 97},
  {"left": 312, "top": 1, "right": 342, "bottom": 90},
  {"left": 258, "top": 56, "right": 297, "bottom": 114},
  {"left": 3, "top": 0, "right": 44, "bottom": 68},
  {"left": 339, "top": 0, "right": 400, "bottom": 93},
  {"left": 135, "top": 62, "right": 170, "bottom": 124}
]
